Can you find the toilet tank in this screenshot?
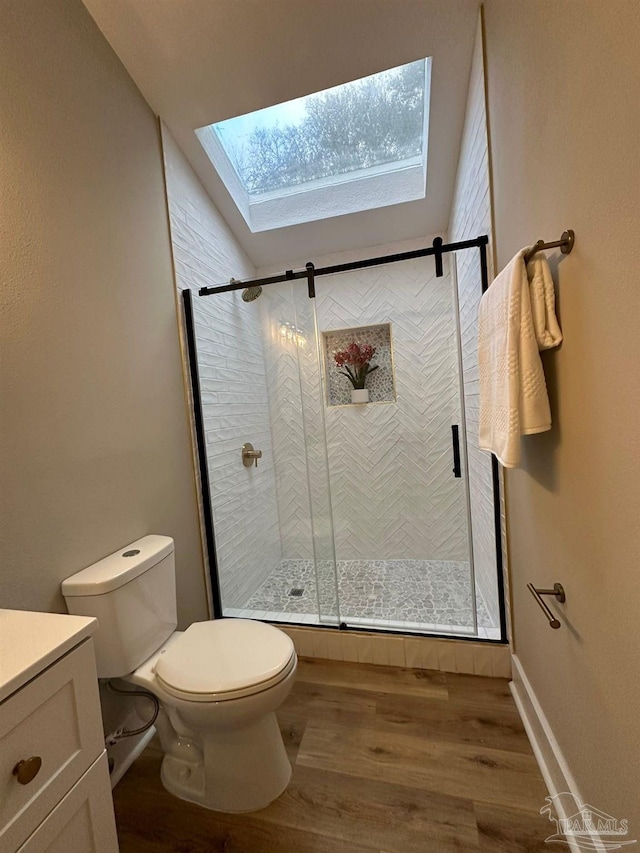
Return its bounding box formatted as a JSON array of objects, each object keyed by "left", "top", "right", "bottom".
[{"left": 62, "top": 535, "right": 177, "bottom": 678}]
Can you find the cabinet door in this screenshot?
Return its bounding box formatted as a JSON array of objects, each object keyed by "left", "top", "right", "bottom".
[
  {"left": 0, "top": 640, "right": 104, "bottom": 851},
  {"left": 17, "top": 753, "right": 118, "bottom": 853}
]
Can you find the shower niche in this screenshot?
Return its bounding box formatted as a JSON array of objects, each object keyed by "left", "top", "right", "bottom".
[{"left": 322, "top": 323, "right": 396, "bottom": 407}]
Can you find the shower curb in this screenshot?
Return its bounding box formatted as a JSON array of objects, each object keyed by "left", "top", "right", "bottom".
[{"left": 278, "top": 625, "right": 511, "bottom": 678}]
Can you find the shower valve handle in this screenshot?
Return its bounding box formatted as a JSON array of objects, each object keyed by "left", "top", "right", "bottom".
[{"left": 242, "top": 443, "right": 263, "bottom": 468}]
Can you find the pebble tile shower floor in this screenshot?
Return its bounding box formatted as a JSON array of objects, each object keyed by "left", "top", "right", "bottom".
[{"left": 234, "top": 559, "right": 496, "bottom": 633}]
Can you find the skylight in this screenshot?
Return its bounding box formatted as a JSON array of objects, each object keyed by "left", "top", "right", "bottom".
[{"left": 196, "top": 58, "right": 431, "bottom": 232}]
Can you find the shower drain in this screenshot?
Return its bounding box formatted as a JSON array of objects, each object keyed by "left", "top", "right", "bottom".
[{"left": 288, "top": 588, "right": 305, "bottom": 598}]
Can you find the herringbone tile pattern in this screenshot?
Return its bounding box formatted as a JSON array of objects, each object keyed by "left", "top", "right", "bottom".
[{"left": 258, "top": 252, "right": 472, "bottom": 631}]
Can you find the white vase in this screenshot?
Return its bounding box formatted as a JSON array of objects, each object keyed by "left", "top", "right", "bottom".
[{"left": 351, "top": 388, "right": 369, "bottom": 404}]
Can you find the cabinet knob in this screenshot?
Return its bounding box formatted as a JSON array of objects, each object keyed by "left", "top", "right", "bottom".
[{"left": 13, "top": 756, "right": 42, "bottom": 785}]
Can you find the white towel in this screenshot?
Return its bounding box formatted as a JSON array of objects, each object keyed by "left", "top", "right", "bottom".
[
  {"left": 527, "top": 256, "right": 563, "bottom": 350},
  {"left": 478, "top": 250, "right": 561, "bottom": 468}
]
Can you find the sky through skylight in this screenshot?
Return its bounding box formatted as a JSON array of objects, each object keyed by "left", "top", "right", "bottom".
[{"left": 198, "top": 58, "right": 428, "bottom": 197}]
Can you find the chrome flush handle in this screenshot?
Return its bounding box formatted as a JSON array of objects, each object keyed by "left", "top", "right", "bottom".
[{"left": 242, "top": 443, "right": 263, "bottom": 468}]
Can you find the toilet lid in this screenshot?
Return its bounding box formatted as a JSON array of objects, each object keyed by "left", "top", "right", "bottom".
[{"left": 154, "top": 619, "right": 295, "bottom": 700}]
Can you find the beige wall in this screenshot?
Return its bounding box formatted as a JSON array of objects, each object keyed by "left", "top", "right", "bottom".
[
  {"left": 483, "top": 0, "right": 640, "bottom": 827},
  {"left": 0, "top": 0, "right": 207, "bottom": 628}
]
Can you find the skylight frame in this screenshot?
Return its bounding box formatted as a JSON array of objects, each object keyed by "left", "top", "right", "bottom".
[{"left": 196, "top": 58, "right": 432, "bottom": 232}]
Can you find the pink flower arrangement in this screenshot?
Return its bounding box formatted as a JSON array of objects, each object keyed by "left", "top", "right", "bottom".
[{"left": 334, "top": 342, "right": 378, "bottom": 390}]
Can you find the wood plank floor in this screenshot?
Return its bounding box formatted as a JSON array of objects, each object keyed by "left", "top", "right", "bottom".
[{"left": 113, "top": 658, "right": 552, "bottom": 852}]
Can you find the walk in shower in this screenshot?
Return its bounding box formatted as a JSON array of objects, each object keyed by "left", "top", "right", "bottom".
[{"left": 183, "top": 238, "right": 505, "bottom": 641}]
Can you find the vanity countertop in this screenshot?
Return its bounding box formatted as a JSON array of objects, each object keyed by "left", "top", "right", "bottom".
[{"left": 0, "top": 609, "right": 97, "bottom": 702}]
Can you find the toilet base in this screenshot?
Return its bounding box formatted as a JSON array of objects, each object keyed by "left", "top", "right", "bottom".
[{"left": 160, "top": 710, "right": 292, "bottom": 812}]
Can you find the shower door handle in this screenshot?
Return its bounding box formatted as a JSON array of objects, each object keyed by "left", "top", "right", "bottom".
[{"left": 451, "top": 425, "right": 462, "bottom": 478}]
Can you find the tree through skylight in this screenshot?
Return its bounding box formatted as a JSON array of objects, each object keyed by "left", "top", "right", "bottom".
[{"left": 211, "top": 59, "right": 427, "bottom": 196}]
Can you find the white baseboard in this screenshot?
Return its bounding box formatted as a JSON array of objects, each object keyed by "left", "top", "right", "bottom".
[{"left": 510, "top": 654, "right": 605, "bottom": 853}]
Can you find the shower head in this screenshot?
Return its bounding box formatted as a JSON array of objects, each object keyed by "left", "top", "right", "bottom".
[
  {"left": 241, "top": 285, "right": 262, "bottom": 302},
  {"left": 230, "top": 277, "right": 262, "bottom": 302}
]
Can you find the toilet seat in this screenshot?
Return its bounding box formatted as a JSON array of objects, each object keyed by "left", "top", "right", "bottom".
[{"left": 154, "top": 619, "right": 296, "bottom": 702}]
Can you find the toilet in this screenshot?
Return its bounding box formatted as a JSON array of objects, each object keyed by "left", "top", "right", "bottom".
[{"left": 61, "top": 535, "right": 297, "bottom": 813}]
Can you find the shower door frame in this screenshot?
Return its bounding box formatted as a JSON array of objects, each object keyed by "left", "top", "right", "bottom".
[
  {"left": 182, "top": 288, "right": 223, "bottom": 619},
  {"left": 184, "top": 236, "right": 508, "bottom": 644}
]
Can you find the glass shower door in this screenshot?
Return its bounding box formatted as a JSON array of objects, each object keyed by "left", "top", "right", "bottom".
[
  {"left": 290, "top": 283, "right": 341, "bottom": 626},
  {"left": 311, "top": 254, "right": 479, "bottom": 636},
  {"left": 253, "top": 279, "right": 340, "bottom": 626},
  {"left": 184, "top": 281, "right": 340, "bottom": 627},
  {"left": 183, "top": 246, "right": 495, "bottom": 638}
]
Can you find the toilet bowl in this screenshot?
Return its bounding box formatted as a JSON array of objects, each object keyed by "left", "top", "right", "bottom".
[
  {"left": 125, "top": 620, "right": 297, "bottom": 812},
  {"left": 62, "top": 535, "right": 297, "bottom": 812}
]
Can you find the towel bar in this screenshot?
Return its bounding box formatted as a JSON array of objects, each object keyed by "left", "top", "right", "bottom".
[
  {"left": 524, "top": 229, "right": 575, "bottom": 265},
  {"left": 527, "top": 582, "right": 566, "bottom": 629}
]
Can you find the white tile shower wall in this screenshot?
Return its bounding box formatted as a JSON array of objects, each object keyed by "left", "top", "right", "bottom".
[
  {"left": 291, "top": 292, "right": 341, "bottom": 616},
  {"left": 259, "top": 286, "right": 314, "bottom": 561},
  {"left": 259, "top": 238, "right": 470, "bottom": 565},
  {"left": 258, "top": 285, "right": 339, "bottom": 623},
  {"left": 448, "top": 15, "right": 505, "bottom": 630},
  {"left": 162, "top": 131, "right": 282, "bottom": 608}
]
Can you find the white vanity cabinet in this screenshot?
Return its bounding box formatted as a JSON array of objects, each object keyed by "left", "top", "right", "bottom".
[{"left": 0, "top": 610, "right": 119, "bottom": 853}]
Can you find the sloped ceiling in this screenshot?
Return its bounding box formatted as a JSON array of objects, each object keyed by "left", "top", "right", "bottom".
[{"left": 82, "top": 0, "right": 478, "bottom": 267}]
